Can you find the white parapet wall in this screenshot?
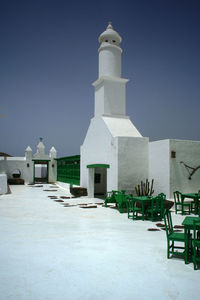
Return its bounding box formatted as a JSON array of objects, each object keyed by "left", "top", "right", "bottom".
[
  {"left": 0, "top": 158, "right": 28, "bottom": 181},
  {"left": 0, "top": 174, "right": 7, "bottom": 194}
]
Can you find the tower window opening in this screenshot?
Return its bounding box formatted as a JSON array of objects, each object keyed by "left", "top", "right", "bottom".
[
  {"left": 105, "top": 40, "right": 108, "bottom": 42},
  {"left": 112, "top": 40, "right": 116, "bottom": 43}
]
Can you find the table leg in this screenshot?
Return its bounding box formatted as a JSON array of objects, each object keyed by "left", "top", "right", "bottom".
[
  {"left": 184, "top": 228, "right": 190, "bottom": 264},
  {"left": 194, "top": 197, "right": 200, "bottom": 215},
  {"left": 181, "top": 195, "right": 185, "bottom": 215},
  {"left": 142, "top": 203, "right": 145, "bottom": 221}
]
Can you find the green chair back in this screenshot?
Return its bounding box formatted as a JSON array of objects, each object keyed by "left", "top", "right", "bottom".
[
  {"left": 158, "top": 193, "right": 166, "bottom": 200},
  {"left": 163, "top": 209, "right": 185, "bottom": 259},
  {"left": 146, "top": 195, "right": 164, "bottom": 221},
  {"left": 174, "top": 191, "right": 181, "bottom": 205},
  {"left": 163, "top": 209, "right": 173, "bottom": 237},
  {"left": 115, "top": 192, "right": 127, "bottom": 213},
  {"left": 105, "top": 190, "right": 119, "bottom": 207},
  {"left": 126, "top": 195, "right": 142, "bottom": 220}
]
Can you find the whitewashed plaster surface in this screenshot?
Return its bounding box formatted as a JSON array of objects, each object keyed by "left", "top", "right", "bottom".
[
  {"left": 0, "top": 158, "right": 29, "bottom": 181},
  {"left": 0, "top": 185, "right": 199, "bottom": 300},
  {"left": 149, "top": 139, "right": 200, "bottom": 198},
  {"left": 149, "top": 140, "right": 170, "bottom": 198},
  {"left": 0, "top": 142, "right": 57, "bottom": 184},
  {"left": 81, "top": 116, "right": 118, "bottom": 192},
  {"left": 170, "top": 139, "right": 200, "bottom": 196},
  {"left": 102, "top": 115, "right": 142, "bottom": 137},
  {"left": 93, "top": 77, "right": 128, "bottom": 117},
  {"left": 0, "top": 174, "right": 7, "bottom": 194},
  {"left": 118, "top": 136, "right": 149, "bottom": 193}
]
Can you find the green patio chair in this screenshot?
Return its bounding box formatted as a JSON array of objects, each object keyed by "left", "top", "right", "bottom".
[
  {"left": 163, "top": 209, "right": 185, "bottom": 259},
  {"left": 145, "top": 195, "right": 164, "bottom": 221},
  {"left": 192, "top": 219, "right": 200, "bottom": 270},
  {"left": 115, "top": 191, "right": 127, "bottom": 213},
  {"left": 174, "top": 191, "right": 191, "bottom": 215},
  {"left": 104, "top": 190, "right": 118, "bottom": 207},
  {"left": 126, "top": 196, "right": 142, "bottom": 220}
]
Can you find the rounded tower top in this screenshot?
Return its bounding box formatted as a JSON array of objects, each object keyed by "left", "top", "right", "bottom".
[
  {"left": 98, "top": 22, "right": 122, "bottom": 46},
  {"left": 98, "top": 22, "right": 122, "bottom": 78},
  {"left": 50, "top": 146, "right": 56, "bottom": 153},
  {"left": 25, "top": 146, "right": 32, "bottom": 152}
]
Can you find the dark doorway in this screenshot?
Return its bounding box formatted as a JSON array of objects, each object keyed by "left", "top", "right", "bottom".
[{"left": 94, "top": 167, "right": 107, "bottom": 199}]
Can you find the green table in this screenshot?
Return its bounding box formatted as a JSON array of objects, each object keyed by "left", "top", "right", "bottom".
[
  {"left": 181, "top": 193, "right": 200, "bottom": 215},
  {"left": 132, "top": 196, "right": 153, "bottom": 220},
  {"left": 182, "top": 216, "right": 200, "bottom": 264}
]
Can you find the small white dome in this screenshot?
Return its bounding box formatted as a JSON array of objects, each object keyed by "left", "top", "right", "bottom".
[
  {"left": 98, "top": 22, "right": 122, "bottom": 45},
  {"left": 50, "top": 147, "right": 56, "bottom": 153},
  {"left": 25, "top": 146, "right": 32, "bottom": 152}
]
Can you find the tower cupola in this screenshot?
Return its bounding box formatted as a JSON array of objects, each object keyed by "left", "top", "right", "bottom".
[
  {"left": 98, "top": 22, "right": 122, "bottom": 78},
  {"left": 98, "top": 22, "right": 122, "bottom": 46}
]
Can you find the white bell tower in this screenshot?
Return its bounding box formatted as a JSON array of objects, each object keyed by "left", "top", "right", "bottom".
[
  {"left": 93, "top": 22, "right": 129, "bottom": 117},
  {"left": 81, "top": 23, "right": 147, "bottom": 197}
]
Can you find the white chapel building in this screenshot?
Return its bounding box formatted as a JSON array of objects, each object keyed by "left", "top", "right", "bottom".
[{"left": 81, "top": 23, "right": 200, "bottom": 199}]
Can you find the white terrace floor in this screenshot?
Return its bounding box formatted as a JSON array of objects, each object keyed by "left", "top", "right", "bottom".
[{"left": 0, "top": 184, "right": 199, "bottom": 300}]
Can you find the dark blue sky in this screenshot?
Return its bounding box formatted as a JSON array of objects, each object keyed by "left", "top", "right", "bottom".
[{"left": 1, "top": 0, "right": 200, "bottom": 157}]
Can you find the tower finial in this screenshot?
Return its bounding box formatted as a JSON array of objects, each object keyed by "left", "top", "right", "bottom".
[{"left": 107, "top": 22, "right": 113, "bottom": 29}]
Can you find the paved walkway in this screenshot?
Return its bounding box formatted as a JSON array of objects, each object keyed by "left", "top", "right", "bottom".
[{"left": 0, "top": 184, "right": 199, "bottom": 300}]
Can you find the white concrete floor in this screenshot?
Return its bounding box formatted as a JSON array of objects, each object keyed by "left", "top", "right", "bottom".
[{"left": 0, "top": 184, "right": 199, "bottom": 300}]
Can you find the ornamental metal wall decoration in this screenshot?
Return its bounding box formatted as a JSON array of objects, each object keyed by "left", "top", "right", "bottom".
[{"left": 180, "top": 161, "right": 200, "bottom": 180}]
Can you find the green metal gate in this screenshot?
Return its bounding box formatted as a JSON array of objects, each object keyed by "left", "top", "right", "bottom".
[{"left": 56, "top": 155, "right": 80, "bottom": 185}]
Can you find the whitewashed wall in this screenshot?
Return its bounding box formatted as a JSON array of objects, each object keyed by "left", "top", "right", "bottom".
[
  {"left": 81, "top": 115, "right": 148, "bottom": 196},
  {"left": 149, "top": 140, "right": 170, "bottom": 198},
  {"left": 0, "top": 157, "right": 57, "bottom": 184},
  {"left": 170, "top": 139, "right": 200, "bottom": 196},
  {"left": 81, "top": 116, "right": 118, "bottom": 194},
  {"left": 48, "top": 159, "right": 57, "bottom": 183},
  {"left": 118, "top": 136, "right": 149, "bottom": 194},
  {"left": 0, "top": 174, "right": 7, "bottom": 194},
  {"left": 149, "top": 139, "right": 200, "bottom": 199},
  {"left": 0, "top": 158, "right": 32, "bottom": 183}
]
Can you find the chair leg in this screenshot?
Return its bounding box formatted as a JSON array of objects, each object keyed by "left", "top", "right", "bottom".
[
  {"left": 193, "top": 246, "right": 197, "bottom": 270},
  {"left": 167, "top": 241, "right": 170, "bottom": 259},
  {"left": 181, "top": 204, "right": 184, "bottom": 215}
]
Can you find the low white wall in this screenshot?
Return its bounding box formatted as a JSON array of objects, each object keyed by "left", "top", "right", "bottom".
[
  {"left": 56, "top": 181, "right": 71, "bottom": 191},
  {"left": 0, "top": 174, "right": 7, "bottom": 194},
  {"left": 149, "top": 140, "right": 170, "bottom": 198},
  {"left": 0, "top": 157, "right": 57, "bottom": 184},
  {"left": 0, "top": 159, "right": 30, "bottom": 182}
]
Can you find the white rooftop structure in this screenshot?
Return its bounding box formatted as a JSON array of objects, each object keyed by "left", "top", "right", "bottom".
[{"left": 81, "top": 23, "right": 148, "bottom": 197}]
